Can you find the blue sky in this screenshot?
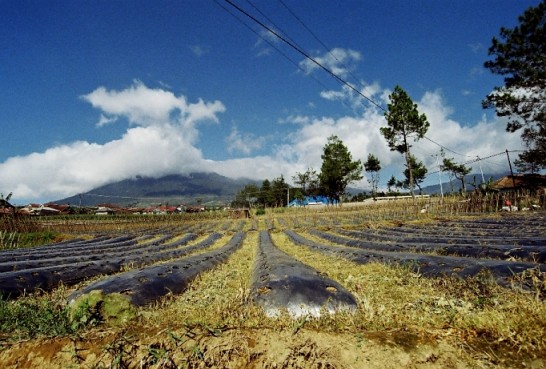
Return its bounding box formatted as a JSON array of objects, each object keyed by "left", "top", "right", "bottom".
[{"left": 1, "top": 0, "right": 538, "bottom": 204}]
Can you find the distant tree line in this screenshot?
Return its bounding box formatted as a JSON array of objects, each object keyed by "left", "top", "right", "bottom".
[{"left": 232, "top": 175, "right": 290, "bottom": 208}]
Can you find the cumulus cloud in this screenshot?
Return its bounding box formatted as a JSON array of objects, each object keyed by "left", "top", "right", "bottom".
[
  {"left": 82, "top": 80, "right": 224, "bottom": 130},
  {"left": 0, "top": 82, "right": 226, "bottom": 202},
  {"left": 96, "top": 114, "right": 117, "bottom": 127},
  {"left": 238, "top": 86, "right": 524, "bottom": 190},
  {"left": 225, "top": 126, "right": 266, "bottom": 155},
  {"left": 0, "top": 80, "right": 524, "bottom": 204},
  {"left": 416, "top": 90, "right": 523, "bottom": 171}
]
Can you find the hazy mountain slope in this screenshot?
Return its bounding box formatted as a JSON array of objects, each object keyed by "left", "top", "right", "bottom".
[{"left": 55, "top": 173, "right": 258, "bottom": 206}]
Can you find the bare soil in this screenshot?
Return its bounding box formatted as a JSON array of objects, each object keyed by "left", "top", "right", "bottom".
[{"left": 1, "top": 325, "right": 544, "bottom": 368}]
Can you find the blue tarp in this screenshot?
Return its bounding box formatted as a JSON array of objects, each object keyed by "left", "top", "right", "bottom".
[{"left": 288, "top": 195, "right": 338, "bottom": 207}]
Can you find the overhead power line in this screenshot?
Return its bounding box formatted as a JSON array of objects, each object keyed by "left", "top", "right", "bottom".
[
  {"left": 214, "top": 0, "right": 351, "bottom": 109},
  {"left": 222, "top": 0, "right": 478, "bottom": 160},
  {"left": 222, "top": 0, "right": 386, "bottom": 111},
  {"left": 276, "top": 0, "right": 475, "bottom": 160},
  {"left": 426, "top": 150, "right": 521, "bottom": 176},
  {"left": 276, "top": 0, "right": 379, "bottom": 107},
  {"left": 423, "top": 136, "right": 469, "bottom": 157}
]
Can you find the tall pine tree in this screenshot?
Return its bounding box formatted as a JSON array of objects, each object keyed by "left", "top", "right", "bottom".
[{"left": 483, "top": 1, "right": 546, "bottom": 171}]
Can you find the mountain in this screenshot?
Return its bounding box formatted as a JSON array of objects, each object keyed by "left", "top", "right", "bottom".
[
  {"left": 55, "top": 172, "right": 258, "bottom": 207},
  {"left": 420, "top": 172, "right": 510, "bottom": 195}
]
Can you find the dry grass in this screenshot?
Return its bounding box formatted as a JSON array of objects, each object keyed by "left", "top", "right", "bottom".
[
  {"left": 143, "top": 231, "right": 266, "bottom": 329},
  {"left": 270, "top": 230, "right": 546, "bottom": 358},
  {"left": 1, "top": 206, "right": 545, "bottom": 368}
]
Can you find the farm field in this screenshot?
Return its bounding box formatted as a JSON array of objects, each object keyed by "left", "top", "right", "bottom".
[{"left": 0, "top": 202, "right": 545, "bottom": 368}]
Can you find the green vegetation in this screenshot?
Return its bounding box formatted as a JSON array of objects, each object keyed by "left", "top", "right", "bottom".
[
  {"left": 381, "top": 85, "right": 429, "bottom": 198},
  {"left": 70, "top": 290, "right": 137, "bottom": 328},
  {"left": 441, "top": 151, "right": 472, "bottom": 194},
  {"left": 0, "top": 290, "right": 74, "bottom": 340},
  {"left": 318, "top": 135, "right": 363, "bottom": 202},
  {"left": 0, "top": 203, "right": 545, "bottom": 368},
  {"left": 401, "top": 154, "right": 428, "bottom": 194},
  {"left": 483, "top": 0, "right": 546, "bottom": 172},
  {"left": 0, "top": 214, "right": 60, "bottom": 250},
  {"left": 363, "top": 153, "right": 381, "bottom": 198}
]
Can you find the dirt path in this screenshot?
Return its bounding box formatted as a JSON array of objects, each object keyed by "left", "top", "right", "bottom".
[
  {"left": 0, "top": 328, "right": 473, "bottom": 369},
  {"left": 2, "top": 326, "right": 544, "bottom": 368}
]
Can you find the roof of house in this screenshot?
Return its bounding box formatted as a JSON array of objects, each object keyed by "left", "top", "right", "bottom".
[{"left": 492, "top": 174, "right": 546, "bottom": 190}]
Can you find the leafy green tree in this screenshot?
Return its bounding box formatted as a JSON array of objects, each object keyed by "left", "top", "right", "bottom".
[
  {"left": 233, "top": 184, "right": 259, "bottom": 208},
  {"left": 307, "top": 171, "right": 321, "bottom": 196},
  {"left": 271, "top": 175, "right": 289, "bottom": 207},
  {"left": 319, "top": 135, "right": 363, "bottom": 202},
  {"left": 293, "top": 188, "right": 304, "bottom": 204},
  {"left": 401, "top": 155, "right": 428, "bottom": 194},
  {"left": 292, "top": 168, "right": 319, "bottom": 196},
  {"left": 387, "top": 175, "right": 397, "bottom": 193},
  {"left": 483, "top": 1, "right": 546, "bottom": 170},
  {"left": 381, "top": 86, "right": 429, "bottom": 198},
  {"left": 363, "top": 154, "right": 381, "bottom": 198},
  {"left": 441, "top": 157, "right": 472, "bottom": 194},
  {"left": 258, "top": 179, "right": 274, "bottom": 206},
  {"left": 514, "top": 152, "right": 542, "bottom": 173}
]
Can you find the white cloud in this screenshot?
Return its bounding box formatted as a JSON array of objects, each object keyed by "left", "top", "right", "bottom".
[
  {"left": 0, "top": 81, "right": 525, "bottom": 204},
  {"left": 82, "top": 80, "right": 185, "bottom": 127},
  {"left": 417, "top": 90, "right": 523, "bottom": 172},
  {"left": 225, "top": 126, "right": 266, "bottom": 155},
  {"left": 320, "top": 81, "right": 387, "bottom": 112},
  {"left": 278, "top": 114, "right": 312, "bottom": 125},
  {"left": 469, "top": 66, "right": 485, "bottom": 78},
  {"left": 299, "top": 48, "right": 361, "bottom": 79},
  {"left": 468, "top": 42, "right": 483, "bottom": 53},
  {"left": 83, "top": 81, "right": 225, "bottom": 144},
  {"left": 254, "top": 28, "right": 280, "bottom": 57},
  {"left": 190, "top": 45, "right": 209, "bottom": 57},
  {"left": 96, "top": 114, "right": 117, "bottom": 127},
  {"left": 0, "top": 82, "right": 226, "bottom": 203}
]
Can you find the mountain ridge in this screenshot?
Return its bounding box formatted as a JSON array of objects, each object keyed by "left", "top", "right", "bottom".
[{"left": 55, "top": 172, "right": 259, "bottom": 207}]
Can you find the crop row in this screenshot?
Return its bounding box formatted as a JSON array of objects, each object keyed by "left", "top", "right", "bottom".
[{"left": 0, "top": 212, "right": 544, "bottom": 317}]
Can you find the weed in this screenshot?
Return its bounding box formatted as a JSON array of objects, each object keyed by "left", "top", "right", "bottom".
[
  {"left": 103, "top": 332, "right": 138, "bottom": 369},
  {"left": 143, "top": 342, "right": 177, "bottom": 368},
  {"left": 0, "top": 290, "right": 75, "bottom": 339},
  {"left": 0, "top": 231, "right": 19, "bottom": 249}
]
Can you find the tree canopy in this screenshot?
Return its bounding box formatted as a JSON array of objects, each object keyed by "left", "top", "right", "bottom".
[
  {"left": 292, "top": 168, "right": 320, "bottom": 197},
  {"left": 381, "top": 86, "right": 429, "bottom": 198},
  {"left": 363, "top": 154, "right": 381, "bottom": 198},
  {"left": 319, "top": 135, "right": 363, "bottom": 202},
  {"left": 441, "top": 157, "right": 472, "bottom": 194},
  {"left": 483, "top": 0, "right": 546, "bottom": 171},
  {"left": 401, "top": 155, "right": 428, "bottom": 194}
]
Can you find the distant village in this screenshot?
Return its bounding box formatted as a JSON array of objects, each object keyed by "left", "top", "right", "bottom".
[
  {"left": 1, "top": 174, "right": 545, "bottom": 217},
  {"left": 0, "top": 202, "right": 213, "bottom": 216}
]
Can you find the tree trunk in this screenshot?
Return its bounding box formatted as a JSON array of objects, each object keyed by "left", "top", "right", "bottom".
[{"left": 404, "top": 138, "right": 415, "bottom": 199}]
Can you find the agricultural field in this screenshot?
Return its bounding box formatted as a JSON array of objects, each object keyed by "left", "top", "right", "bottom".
[{"left": 0, "top": 199, "right": 545, "bottom": 369}]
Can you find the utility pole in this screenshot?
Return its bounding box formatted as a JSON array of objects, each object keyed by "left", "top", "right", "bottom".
[
  {"left": 505, "top": 150, "right": 517, "bottom": 189},
  {"left": 434, "top": 154, "right": 444, "bottom": 200},
  {"left": 506, "top": 149, "right": 518, "bottom": 210},
  {"left": 477, "top": 156, "right": 485, "bottom": 184}
]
